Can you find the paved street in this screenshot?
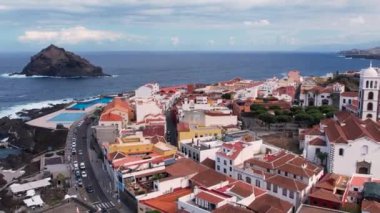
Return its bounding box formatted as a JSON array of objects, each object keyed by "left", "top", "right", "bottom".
[{"left": 66, "top": 117, "right": 132, "bottom": 213}]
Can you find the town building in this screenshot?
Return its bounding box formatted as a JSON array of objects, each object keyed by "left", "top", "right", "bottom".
[
  {"left": 303, "top": 111, "right": 380, "bottom": 177},
  {"left": 299, "top": 83, "right": 345, "bottom": 107},
  {"left": 358, "top": 64, "right": 380, "bottom": 121},
  {"left": 233, "top": 148, "right": 323, "bottom": 209}
]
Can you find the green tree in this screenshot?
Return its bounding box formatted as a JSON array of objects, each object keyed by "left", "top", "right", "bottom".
[
  {"left": 276, "top": 115, "right": 292, "bottom": 123},
  {"left": 269, "top": 105, "right": 281, "bottom": 110},
  {"left": 258, "top": 113, "right": 276, "bottom": 126},
  {"left": 221, "top": 93, "right": 232, "bottom": 100},
  {"left": 250, "top": 104, "right": 266, "bottom": 112},
  {"left": 316, "top": 152, "right": 328, "bottom": 166}
]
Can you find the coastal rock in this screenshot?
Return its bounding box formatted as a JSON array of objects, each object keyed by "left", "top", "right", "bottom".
[
  {"left": 339, "top": 47, "right": 380, "bottom": 60},
  {"left": 18, "top": 44, "right": 109, "bottom": 77}
]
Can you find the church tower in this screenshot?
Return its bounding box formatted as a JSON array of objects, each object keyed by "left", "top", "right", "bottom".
[{"left": 358, "top": 62, "right": 379, "bottom": 121}]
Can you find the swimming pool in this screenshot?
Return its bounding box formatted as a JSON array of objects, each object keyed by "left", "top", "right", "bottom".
[
  {"left": 49, "top": 113, "right": 85, "bottom": 122},
  {"left": 67, "top": 96, "right": 113, "bottom": 110}
]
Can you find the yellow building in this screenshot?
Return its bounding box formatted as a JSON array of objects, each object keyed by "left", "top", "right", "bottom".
[
  {"left": 106, "top": 134, "right": 176, "bottom": 157},
  {"left": 177, "top": 123, "right": 222, "bottom": 148}
]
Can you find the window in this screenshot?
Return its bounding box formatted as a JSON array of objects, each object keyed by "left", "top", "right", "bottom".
[
  {"left": 366, "top": 81, "right": 369, "bottom": 88},
  {"left": 368, "top": 92, "right": 374, "bottom": 100},
  {"left": 289, "top": 191, "right": 294, "bottom": 199},
  {"left": 362, "top": 145, "right": 368, "bottom": 155},
  {"left": 376, "top": 81, "right": 378, "bottom": 89},
  {"left": 348, "top": 99, "right": 352, "bottom": 104},
  {"left": 223, "top": 168, "right": 226, "bottom": 174},
  {"left": 293, "top": 174, "right": 297, "bottom": 179},
  {"left": 273, "top": 185, "right": 278, "bottom": 193},
  {"left": 224, "top": 160, "right": 227, "bottom": 165},
  {"left": 316, "top": 148, "right": 321, "bottom": 154},
  {"left": 267, "top": 183, "right": 271, "bottom": 190},
  {"left": 282, "top": 188, "right": 287, "bottom": 196},
  {"left": 370, "top": 81, "right": 374, "bottom": 88},
  {"left": 256, "top": 180, "right": 260, "bottom": 187},
  {"left": 343, "top": 99, "right": 346, "bottom": 104},
  {"left": 285, "top": 172, "right": 288, "bottom": 177},
  {"left": 217, "top": 165, "right": 220, "bottom": 170},
  {"left": 217, "top": 157, "right": 220, "bottom": 163},
  {"left": 267, "top": 169, "right": 270, "bottom": 173},
  {"left": 229, "top": 167, "right": 232, "bottom": 171},
  {"left": 237, "top": 174, "right": 242, "bottom": 180},
  {"left": 277, "top": 170, "right": 281, "bottom": 174},
  {"left": 230, "top": 160, "right": 232, "bottom": 165},
  {"left": 339, "top": 148, "right": 344, "bottom": 156},
  {"left": 246, "top": 177, "right": 251, "bottom": 184},
  {"left": 354, "top": 187, "right": 358, "bottom": 192},
  {"left": 367, "top": 102, "right": 373, "bottom": 111}
]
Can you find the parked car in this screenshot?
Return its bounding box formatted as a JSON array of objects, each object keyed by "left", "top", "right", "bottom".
[
  {"left": 71, "top": 149, "right": 76, "bottom": 155},
  {"left": 78, "top": 150, "right": 83, "bottom": 155},
  {"left": 80, "top": 162, "right": 85, "bottom": 169},
  {"left": 77, "top": 178, "right": 83, "bottom": 187},
  {"left": 75, "top": 170, "right": 81, "bottom": 178},
  {"left": 81, "top": 171, "right": 87, "bottom": 178},
  {"left": 73, "top": 161, "right": 79, "bottom": 169}
]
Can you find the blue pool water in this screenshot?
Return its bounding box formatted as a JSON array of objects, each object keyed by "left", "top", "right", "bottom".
[
  {"left": 68, "top": 96, "right": 113, "bottom": 110},
  {"left": 49, "top": 113, "right": 85, "bottom": 122},
  {"left": 0, "top": 148, "right": 21, "bottom": 159}
]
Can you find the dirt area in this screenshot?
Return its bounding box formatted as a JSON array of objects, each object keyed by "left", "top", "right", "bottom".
[
  {"left": 20, "top": 160, "right": 41, "bottom": 178},
  {"left": 40, "top": 187, "right": 66, "bottom": 206},
  {"left": 261, "top": 132, "right": 301, "bottom": 154}
]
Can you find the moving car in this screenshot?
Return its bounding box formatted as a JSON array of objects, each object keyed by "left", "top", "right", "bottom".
[
  {"left": 80, "top": 162, "right": 85, "bottom": 169},
  {"left": 81, "top": 170, "right": 87, "bottom": 178}
]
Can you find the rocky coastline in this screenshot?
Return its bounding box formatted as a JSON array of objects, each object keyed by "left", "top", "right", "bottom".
[
  {"left": 339, "top": 47, "right": 380, "bottom": 60},
  {"left": 0, "top": 103, "right": 70, "bottom": 169}
]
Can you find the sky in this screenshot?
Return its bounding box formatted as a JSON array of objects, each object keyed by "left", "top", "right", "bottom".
[{"left": 0, "top": 0, "right": 379, "bottom": 52}]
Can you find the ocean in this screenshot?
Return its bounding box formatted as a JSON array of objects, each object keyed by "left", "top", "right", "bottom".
[{"left": 0, "top": 51, "right": 377, "bottom": 118}]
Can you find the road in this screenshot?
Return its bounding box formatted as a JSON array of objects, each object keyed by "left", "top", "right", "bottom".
[{"left": 69, "top": 118, "right": 121, "bottom": 213}]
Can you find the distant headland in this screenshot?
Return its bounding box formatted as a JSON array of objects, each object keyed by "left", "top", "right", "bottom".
[
  {"left": 339, "top": 47, "right": 380, "bottom": 60},
  {"left": 13, "top": 44, "right": 109, "bottom": 78}
]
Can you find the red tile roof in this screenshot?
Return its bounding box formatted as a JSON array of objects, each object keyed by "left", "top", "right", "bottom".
[
  {"left": 196, "top": 191, "right": 224, "bottom": 204},
  {"left": 100, "top": 113, "right": 123, "bottom": 122},
  {"left": 140, "top": 188, "right": 192, "bottom": 213},
  {"left": 309, "top": 138, "right": 326, "bottom": 146},
  {"left": 248, "top": 193, "right": 293, "bottom": 213},
  {"left": 308, "top": 188, "right": 342, "bottom": 203},
  {"left": 217, "top": 142, "right": 245, "bottom": 160},
  {"left": 213, "top": 204, "right": 252, "bottom": 213},
  {"left": 191, "top": 169, "right": 229, "bottom": 188},
  {"left": 143, "top": 125, "right": 165, "bottom": 137},
  {"left": 266, "top": 175, "right": 308, "bottom": 191},
  {"left": 340, "top": 91, "right": 358, "bottom": 98},
  {"left": 362, "top": 199, "right": 380, "bottom": 213}
]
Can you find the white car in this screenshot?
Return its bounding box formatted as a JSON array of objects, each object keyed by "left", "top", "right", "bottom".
[
  {"left": 80, "top": 162, "right": 85, "bottom": 169},
  {"left": 73, "top": 161, "right": 79, "bottom": 169},
  {"left": 81, "top": 171, "right": 87, "bottom": 178}
]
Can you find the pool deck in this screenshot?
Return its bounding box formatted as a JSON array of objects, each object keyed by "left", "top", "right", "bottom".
[{"left": 26, "top": 103, "right": 104, "bottom": 129}]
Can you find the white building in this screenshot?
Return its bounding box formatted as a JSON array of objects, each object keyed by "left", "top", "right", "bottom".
[
  {"left": 303, "top": 111, "right": 380, "bottom": 177},
  {"left": 233, "top": 148, "right": 323, "bottom": 209},
  {"left": 234, "top": 82, "right": 263, "bottom": 100},
  {"left": 180, "top": 138, "right": 224, "bottom": 162},
  {"left": 358, "top": 65, "right": 380, "bottom": 121},
  {"left": 300, "top": 83, "right": 345, "bottom": 107},
  {"left": 135, "top": 83, "right": 159, "bottom": 98},
  {"left": 215, "top": 140, "right": 262, "bottom": 177},
  {"left": 135, "top": 98, "right": 163, "bottom": 123}
]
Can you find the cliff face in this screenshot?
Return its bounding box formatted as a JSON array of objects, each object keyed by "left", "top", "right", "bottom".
[
  {"left": 339, "top": 47, "right": 380, "bottom": 60},
  {"left": 20, "top": 44, "right": 108, "bottom": 77}
]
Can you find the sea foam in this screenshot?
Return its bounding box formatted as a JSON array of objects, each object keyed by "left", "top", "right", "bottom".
[{"left": 0, "top": 99, "right": 73, "bottom": 119}]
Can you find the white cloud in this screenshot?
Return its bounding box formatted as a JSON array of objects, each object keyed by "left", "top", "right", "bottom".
[
  {"left": 229, "top": 36, "right": 236, "bottom": 46},
  {"left": 0, "top": 5, "right": 9, "bottom": 10},
  {"left": 138, "top": 8, "right": 174, "bottom": 16},
  {"left": 171, "top": 36, "right": 180, "bottom": 46},
  {"left": 243, "top": 19, "right": 270, "bottom": 27},
  {"left": 18, "top": 26, "right": 124, "bottom": 44},
  {"left": 349, "top": 16, "right": 365, "bottom": 25},
  {"left": 208, "top": 39, "right": 215, "bottom": 45}
]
